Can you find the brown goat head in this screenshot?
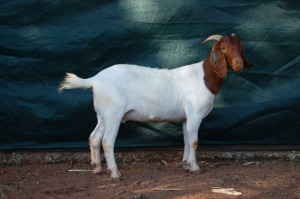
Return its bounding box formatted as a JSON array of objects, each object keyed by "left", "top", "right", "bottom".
[{"left": 204, "top": 33, "right": 254, "bottom": 78}]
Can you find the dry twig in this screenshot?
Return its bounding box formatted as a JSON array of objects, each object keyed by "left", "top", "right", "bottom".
[
  {"left": 0, "top": 184, "right": 16, "bottom": 192},
  {"left": 69, "top": 160, "right": 74, "bottom": 169},
  {"left": 116, "top": 180, "right": 140, "bottom": 195},
  {"left": 152, "top": 187, "right": 183, "bottom": 191},
  {"left": 212, "top": 187, "right": 242, "bottom": 196},
  {"left": 68, "top": 169, "right": 93, "bottom": 172}
]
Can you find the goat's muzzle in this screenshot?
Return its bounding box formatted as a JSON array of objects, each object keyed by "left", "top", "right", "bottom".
[{"left": 231, "top": 58, "right": 244, "bottom": 71}]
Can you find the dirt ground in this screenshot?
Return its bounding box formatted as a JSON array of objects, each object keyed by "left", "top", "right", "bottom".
[{"left": 0, "top": 151, "right": 299, "bottom": 199}]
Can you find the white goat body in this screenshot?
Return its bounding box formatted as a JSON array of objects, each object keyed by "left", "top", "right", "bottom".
[
  {"left": 60, "top": 62, "right": 214, "bottom": 179},
  {"left": 91, "top": 63, "right": 215, "bottom": 123},
  {"left": 59, "top": 34, "right": 253, "bottom": 180}
]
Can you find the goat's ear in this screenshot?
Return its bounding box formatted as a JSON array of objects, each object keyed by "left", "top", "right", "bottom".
[
  {"left": 210, "top": 43, "right": 227, "bottom": 78},
  {"left": 242, "top": 52, "right": 255, "bottom": 68}
]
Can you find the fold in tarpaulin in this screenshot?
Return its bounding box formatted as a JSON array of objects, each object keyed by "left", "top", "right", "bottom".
[{"left": 0, "top": 1, "right": 299, "bottom": 150}]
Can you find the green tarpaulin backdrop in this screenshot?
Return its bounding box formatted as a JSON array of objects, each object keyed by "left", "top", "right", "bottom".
[{"left": 1, "top": 0, "right": 299, "bottom": 150}]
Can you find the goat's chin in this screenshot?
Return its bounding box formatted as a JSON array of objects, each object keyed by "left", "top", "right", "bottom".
[{"left": 232, "top": 65, "right": 244, "bottom": 72}]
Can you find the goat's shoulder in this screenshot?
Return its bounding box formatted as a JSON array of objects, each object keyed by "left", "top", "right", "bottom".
[
  {"left": 168, "top": 61, "right": 205, "bottom": 88},
  {"left": 173, "top": 62, "right": 203, "bottom": 76}
]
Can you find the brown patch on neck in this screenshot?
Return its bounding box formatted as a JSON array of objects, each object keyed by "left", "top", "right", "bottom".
[{"left": 203, "top": 58, "right": 223, "bottom": 95}]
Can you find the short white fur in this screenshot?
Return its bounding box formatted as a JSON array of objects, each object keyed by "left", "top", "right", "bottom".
[{"left": 59, "top": 62, "right": 215, "bottom": 180}]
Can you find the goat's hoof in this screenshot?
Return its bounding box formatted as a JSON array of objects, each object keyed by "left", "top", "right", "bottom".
[
  {"left": 111, "top": 177, "right": 121, "bottom": 182},
  {"left": 93, "top": 166, "right": 102, "bottom": 174},
  {"left": 91, "top": 162, "right": 96, "bottom": 167},
  {"left": 189, "top": 168, "right": 201, "bottom": 173},
  {"left": 110, "top": 170, "right": 121, "bottom": 181},
  {"left": 189, "top": 165, "right": 201, "bottom": 173},
  {"left": 182, "top": 161, "right": 190, "bottom": 170}
]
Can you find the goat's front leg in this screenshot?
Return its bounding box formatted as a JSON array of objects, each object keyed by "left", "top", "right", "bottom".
[
  {"left": 182, "top": 121, "right": 190, "bottom": 170},
  {"left": 185, "top": 116, "right": 202, "bottom": 173}
]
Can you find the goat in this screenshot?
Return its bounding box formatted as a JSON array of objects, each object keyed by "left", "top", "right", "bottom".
[{"left": 59, "top": 33, "right": 254, "bottom": 181}]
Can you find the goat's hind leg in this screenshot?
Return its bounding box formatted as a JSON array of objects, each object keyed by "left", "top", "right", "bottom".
[
  {"left": 102, "top": 114, "right": 123, "bottom": 181},
  {"left": 89, "top": 115, "right": 105, "bottom": 174}
]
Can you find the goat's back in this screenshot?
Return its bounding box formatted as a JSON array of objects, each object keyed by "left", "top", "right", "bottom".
[{"left": 90, "top": 63, "right": 215, "bottom": 122}]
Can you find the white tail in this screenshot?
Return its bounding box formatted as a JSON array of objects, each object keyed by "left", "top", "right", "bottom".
[{"left": 58, "top": 73, "right": 92, "bottom": 92}]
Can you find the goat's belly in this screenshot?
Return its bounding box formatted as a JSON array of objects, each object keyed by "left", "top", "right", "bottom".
[{"left": 122, "top": 110, "right": 185, "bottom": 123}]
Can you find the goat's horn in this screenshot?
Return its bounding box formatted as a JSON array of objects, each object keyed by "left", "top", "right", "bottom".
[{"left": 203, "top": 35, "right": 222, "bottom": 43}]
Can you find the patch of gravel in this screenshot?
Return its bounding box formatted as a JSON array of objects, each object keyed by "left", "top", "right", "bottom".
[
  {"left": 1, "top": 150, "right": 299, "bottom": 166},
  {"left": 201, "top": 151, "right": 300, "bottom": 161}
]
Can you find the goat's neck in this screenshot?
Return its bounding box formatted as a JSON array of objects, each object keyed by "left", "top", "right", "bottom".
[{"left": 202, "top": 58, "right": 223, "bottom": 95}]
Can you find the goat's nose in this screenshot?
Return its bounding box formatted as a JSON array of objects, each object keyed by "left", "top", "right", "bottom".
[
  {"left": 235, "top": 58, "right": 243, "bottom": 66},
  {"left": 232, "top": 58, "right": 244, "bottom": 71}
]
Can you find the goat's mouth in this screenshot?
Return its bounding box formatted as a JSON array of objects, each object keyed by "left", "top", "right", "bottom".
[
  {"left": 231, "top": 62, "right": 244, "bottom": 72},
  {"left": 230, "top": 57, "right": 244, "bottom": 72}
]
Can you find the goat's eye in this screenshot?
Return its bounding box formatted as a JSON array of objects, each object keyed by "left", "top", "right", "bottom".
[{"left": 221, "top": 47, "right": 226, "bottom": 51}]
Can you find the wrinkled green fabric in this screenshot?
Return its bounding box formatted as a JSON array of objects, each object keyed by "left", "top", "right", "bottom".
[{"left": 1, "top": 0, "right": 299, "bottom": 150}]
